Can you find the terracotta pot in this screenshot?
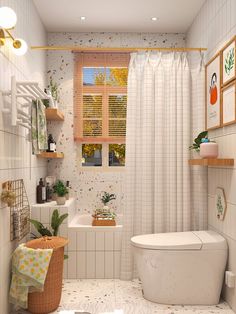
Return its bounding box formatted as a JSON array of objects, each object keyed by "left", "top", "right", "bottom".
[
  {"left": 200, "top": 142, "right": 218, "bottom": 158},
  {"left": 56, "top": 196, "right": 66, "bottom": 205}
]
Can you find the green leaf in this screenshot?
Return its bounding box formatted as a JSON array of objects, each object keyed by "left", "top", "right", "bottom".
[
  {"left": 58, "top": 213, "right": 68, "bottom": 226},
  {"left": 51, "top": 209, "right": 59, "bottom": 230},
  {"left": 40, "top": 227, "right": 52, "bottom": 237},
  {"left": 29, "top": 219, "right": 44, "bottom": 232}
]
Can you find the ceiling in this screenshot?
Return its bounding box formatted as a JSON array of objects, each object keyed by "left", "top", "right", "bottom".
[{"left": 33, "top": 0, "right": 205, "bottom": 33}]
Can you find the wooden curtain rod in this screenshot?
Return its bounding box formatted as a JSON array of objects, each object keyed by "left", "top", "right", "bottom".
[{"left": 31, "top": 46, "right": 207, "bottom": 52}]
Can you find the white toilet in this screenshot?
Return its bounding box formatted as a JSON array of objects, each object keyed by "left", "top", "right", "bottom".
[{"left": 131, "top": 230, "right": 227, "bottom": 305}]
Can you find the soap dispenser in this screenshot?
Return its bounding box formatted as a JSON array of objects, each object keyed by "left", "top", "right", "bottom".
[{"left": 37, "top": 178, "right": 46, "bottom": 204}]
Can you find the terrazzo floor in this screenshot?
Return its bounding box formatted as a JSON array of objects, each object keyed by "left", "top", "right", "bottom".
[{"left": 14, "top": 279, "right": 235, "bottom": 314}]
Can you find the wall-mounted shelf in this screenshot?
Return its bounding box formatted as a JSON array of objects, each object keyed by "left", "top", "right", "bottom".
[
  {"left": 37, "top": 152, "right": 64, "bottom": 159},
  {"left": 45, "top": 108, "right": 64, "bottom": 121},
  {"left": 188, "top": 158, "right": 234, "bottom": 166}
]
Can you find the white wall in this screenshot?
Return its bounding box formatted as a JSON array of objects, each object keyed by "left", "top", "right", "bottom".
[
  {"left": 0, "top": 0, "right": 47, "bottom": 312},
  {"left": 187, "top": 0, "right": 236, "bottom": 311},
  {"left": 46, "top": 32, "right": 186, "bottom": 216}
]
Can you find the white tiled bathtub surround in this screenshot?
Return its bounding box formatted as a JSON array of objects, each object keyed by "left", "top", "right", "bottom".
[
  {"left": 187, "top": 0, "right": 236, "bottom": 312},
  {"left": 31, "top": 199, "right": 122, "bottom": 279}
]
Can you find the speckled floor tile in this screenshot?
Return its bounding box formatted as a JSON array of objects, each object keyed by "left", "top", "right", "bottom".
[{"left": 12, "top": 279, "right": 235, "bottom": 314}]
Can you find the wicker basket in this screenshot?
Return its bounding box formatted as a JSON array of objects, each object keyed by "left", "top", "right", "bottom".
[{"left": 26, "top": 236, "right": 68, "bottom": 314}]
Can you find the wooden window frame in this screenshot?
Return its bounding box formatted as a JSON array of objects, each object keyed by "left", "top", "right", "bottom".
[{"left": 74, "top": 52, "right": 129, "bottom": 143}]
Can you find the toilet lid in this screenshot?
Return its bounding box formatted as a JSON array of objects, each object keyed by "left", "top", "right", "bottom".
[{"left": 131, "top": 232, "right": 202, "bottom": 250}]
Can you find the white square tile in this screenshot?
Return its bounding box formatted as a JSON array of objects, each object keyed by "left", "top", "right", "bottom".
[{"left": 40, "top": 207, "right": 50, "bottom": 224}]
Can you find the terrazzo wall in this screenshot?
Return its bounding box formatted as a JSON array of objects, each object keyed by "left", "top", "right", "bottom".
[{"left": 46, "top": 32, "right": 186, "bottom": 215}]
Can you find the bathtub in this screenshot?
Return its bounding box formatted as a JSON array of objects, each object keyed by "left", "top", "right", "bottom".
[
  {"left": 67, "top": 213, "right": 123, "bottom": 279},
  {"left": 31, "top": 199, "right": 123, "bottom": 279},
  {"left": 69, "top": 213, "right": 123, "bottom": 231}
]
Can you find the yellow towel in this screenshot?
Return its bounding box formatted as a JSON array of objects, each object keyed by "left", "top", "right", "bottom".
[{"left": 9, "top": 243, "right": 53, "bottom": 309}]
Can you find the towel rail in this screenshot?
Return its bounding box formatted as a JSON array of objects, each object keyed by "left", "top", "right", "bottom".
[{"left": 1, "top": 76, "right": 49, "bottom": 132}]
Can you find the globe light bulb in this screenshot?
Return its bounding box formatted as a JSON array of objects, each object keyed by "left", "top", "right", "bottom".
[
  {"left": 12, "top": 39, "right": 28, "bottom": 56},
  {"left": 0, "top": 7, "right": 17, "bottom": 29}
]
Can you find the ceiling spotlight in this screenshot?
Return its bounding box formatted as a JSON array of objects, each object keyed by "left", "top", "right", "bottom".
[
  {"left": 151, "top": 17, "right": 158, "bottom": 21},
  {"left": 80, "top": 16, "right": 86, "bottom": 21}
]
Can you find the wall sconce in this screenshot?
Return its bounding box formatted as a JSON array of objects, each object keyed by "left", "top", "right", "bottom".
[{"left": 0, "top": 6, "right": 28, "bottom": 55}]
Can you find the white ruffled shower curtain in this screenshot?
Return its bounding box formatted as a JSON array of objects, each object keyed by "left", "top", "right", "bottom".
[{"left": 120, "top": 52, "right": 206, "bottom": 280}]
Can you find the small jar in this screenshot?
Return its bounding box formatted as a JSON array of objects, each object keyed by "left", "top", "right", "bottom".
[{"left": 200, "top": 142, "right": 218, "bottom": 158}]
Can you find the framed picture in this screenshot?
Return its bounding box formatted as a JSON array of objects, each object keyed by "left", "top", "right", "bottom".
[
  {"left": 205, "top": 53, "right": 221, "bottom": 130},
  {"left": 215, "top": 187, "right": 227, "bottom": 221},
  {"left": 221, "top": 36, "right": 236, "bottom": 87},
  {"left": 221, "top": 80, "right": 236, "bottom": 126}
]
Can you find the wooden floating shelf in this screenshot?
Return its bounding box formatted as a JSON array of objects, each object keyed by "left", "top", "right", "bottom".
[
  {"left": 45, "top": 108, "right": 64, "bottom": 121},
  {"left": 37, "top": 152, "right": 64, "bottom": 159},
  {"left": 188, "top": 158, "right": 234, "bottom": 166}
]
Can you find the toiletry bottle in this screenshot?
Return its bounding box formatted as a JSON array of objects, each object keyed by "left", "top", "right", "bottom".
[
  {"left": 47, "top": 134, "right": 56, "bottom": 152},
  {"left": 42, "top": 179, "right": 46, "bottom": 202},
  {"left": 66, "top": 180, "right": 70, "bottom": 200},
  {"left": 46, "top": 182, "right": 51, "bottom": 202},
  {"left": 37, "top": 178, "right": 45, "bottom": 204}
]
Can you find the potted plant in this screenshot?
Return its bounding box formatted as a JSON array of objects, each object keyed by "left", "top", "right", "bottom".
[
  {"left": 92, "top": 192, "right": 117, "bottom": 226},
  {"left": 29, "top": 209, "right": 68, "bottom": 238},
  {"left": 189, "top": 131, "right": 208, "bottom": 152},
  {"left": 53, "top": 180, "right": 68, "bottom": 205},
  {"left": 49, "top": 79, "right": 60, "bottom": 107},
  {"left": 101, "top": 191, "right": 116, "bottom": 211},
  {"left": 29, "top": 209, "right": 68, "bottom": 260},
  {"left": 189, "top": 131, "right": 218, "bottom": 158}
]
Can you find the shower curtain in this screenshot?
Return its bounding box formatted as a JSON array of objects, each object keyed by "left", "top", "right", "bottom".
[{"left": 120, "top": 52, "right": 206, "bottom": 280}]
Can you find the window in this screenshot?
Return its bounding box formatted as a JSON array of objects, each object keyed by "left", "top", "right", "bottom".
[{"left": 74, "top": 53, "right": 129, "bottom": 167}]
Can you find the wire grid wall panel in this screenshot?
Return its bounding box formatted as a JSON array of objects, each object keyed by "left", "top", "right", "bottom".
[{"left": 8, "top": 179, "right": 30, "bottom": 241}]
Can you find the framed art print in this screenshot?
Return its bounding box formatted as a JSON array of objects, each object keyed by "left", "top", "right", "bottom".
[
  {"left": 215, "top": 187, "right": 227, "bottom": 221},
  {"left": 221, "top": 80, "right": 236, "bottom": 126},
  {"left": 205, "top": 53, "right": 221, "bottom": 130},
  {"left": 221, "top": 36, "right": 236, "bottom": 87}
]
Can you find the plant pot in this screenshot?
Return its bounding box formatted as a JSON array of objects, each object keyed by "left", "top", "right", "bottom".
[
  {"left": 200, "top": 142, "right": 218, "bottom": 158},
  {"left": 56, "top": 196, "right": 66, "bottom": 205},
  {"left": 103, "top": 205, "right": 110, "bottom": 212}
]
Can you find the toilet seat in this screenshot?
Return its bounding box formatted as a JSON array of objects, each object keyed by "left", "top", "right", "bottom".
[{"left": 131, "top": 230, "right": 227, "bottom": 251}]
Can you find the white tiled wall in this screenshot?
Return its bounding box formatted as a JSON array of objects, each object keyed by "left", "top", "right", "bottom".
[
  {"left": 187, "top": 0, "right": 236, "bottom": 311},
  {"left": 0, "top": 1, "right": 47, "bottom": 313}
]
